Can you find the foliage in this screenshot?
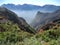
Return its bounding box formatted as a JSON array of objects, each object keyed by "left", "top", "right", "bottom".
[
  {"left": 0, "top": 21, "right": 60, "bottom": 45},
  {"left": 0, "top": 21, "right": 33, "bottom": 45},
  {"left": 35, "top": 24, "right": 60, "bottom": 45}
]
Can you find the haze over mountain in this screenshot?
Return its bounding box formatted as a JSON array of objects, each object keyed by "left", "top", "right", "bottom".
[
  {"left": 1, "top": 4, "right": 60, "bottom": 24},
  {"left": 31, "top": 10, "right": 60, "bottom": 31},
  {"left": 0, "top": 7, "right": 35, "bottom": 33}
]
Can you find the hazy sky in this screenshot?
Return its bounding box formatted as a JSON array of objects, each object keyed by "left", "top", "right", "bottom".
[{"left": 0, "top": 0, "right": 60, "bottom": 6}]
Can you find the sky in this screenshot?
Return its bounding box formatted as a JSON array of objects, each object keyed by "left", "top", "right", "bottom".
[{"left": 0, "top": 0, "right": 60, "bottom": 6}]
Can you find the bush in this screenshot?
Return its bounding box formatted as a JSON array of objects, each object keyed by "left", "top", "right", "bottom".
[{"left": 0, "top": 21, "right": 33, "bottom": 45}]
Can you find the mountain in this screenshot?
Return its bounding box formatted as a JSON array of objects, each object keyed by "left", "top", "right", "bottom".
[
  {"left": 30, "top": 10, "right": 60, "bottom": 31},
  {"left": 41, "top": 5, "right": 60, "bottom": 12},
  {"left": 1, "top": 4, "right": 41, "bottom": 11},
  {"left": 0, "top": 7, "right": 36, "bottom": 34},
  {"left": 1, "top": 4, "right": 60, "bottom": 12},
  {"left": 1, "top": 4, "right": 60, "bottom": 24}
]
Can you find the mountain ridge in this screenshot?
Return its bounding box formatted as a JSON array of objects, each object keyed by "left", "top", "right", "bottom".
[
  {"left": 1, "top": 4, "right": 60, "bottom": 12},
  {"left": 0, "top": 7, "right": 36, "bottom": 34},
  {"left": 31, "top": 10, "right": 60, "bottom": 31}
]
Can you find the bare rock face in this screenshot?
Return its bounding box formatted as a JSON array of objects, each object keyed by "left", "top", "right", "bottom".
[{"left": 31, "top": 10, "right": 60, "bottom": 31}]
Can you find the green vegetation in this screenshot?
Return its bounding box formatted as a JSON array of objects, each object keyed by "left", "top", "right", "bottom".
[
  {"left": 0, "top": 21, "right": 33, "bottom": 45},
  {"left": 0, "top": 21, "right": 60, "bottom": 45},
  {"left": 23, "top": 24, "right": 60, "bottom": 45}
]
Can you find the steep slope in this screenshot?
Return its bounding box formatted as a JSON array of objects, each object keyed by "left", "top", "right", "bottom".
[
  {"left": 0, "top": 20, "right": 34, "bottom": 45},
  {"left": 0, "top": 7, "right": 36, "bottom": 34},
  {"left": 31, "top": 10, "right": 60, "bottom": 31}
]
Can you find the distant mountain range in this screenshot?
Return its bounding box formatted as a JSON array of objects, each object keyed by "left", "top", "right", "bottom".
[
  {"left": 1, "top": 4, "right": 40, "bottom": 11},
  {"left": 1, "top": 4, "right": 60, "bottom": 12},
  {"left": 30, "top": 10, "right": 60, "bottom": 31}
]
